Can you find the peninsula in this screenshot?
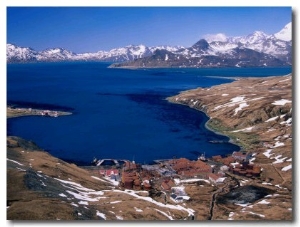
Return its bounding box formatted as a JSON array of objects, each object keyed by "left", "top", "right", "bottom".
[{"left": 7, "top": 106, "right": 72, "bottom": 118}]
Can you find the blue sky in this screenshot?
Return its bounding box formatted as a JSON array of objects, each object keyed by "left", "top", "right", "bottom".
[{"left": 7, "top": 7, "right": 292, "bottom": 53}]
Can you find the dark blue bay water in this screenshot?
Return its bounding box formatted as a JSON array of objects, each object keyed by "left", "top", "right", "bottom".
[{"left": 7, "top": 62, "right": 291, "bottom": 165}]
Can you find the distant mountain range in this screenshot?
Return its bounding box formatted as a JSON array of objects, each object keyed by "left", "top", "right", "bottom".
[{"left": 7, "top": 22, "right": 292, "bottom": 68}]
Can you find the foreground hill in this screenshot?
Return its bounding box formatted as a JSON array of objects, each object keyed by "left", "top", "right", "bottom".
[{"left": 7, "top": 136, "right": 196, "bottom": 220}]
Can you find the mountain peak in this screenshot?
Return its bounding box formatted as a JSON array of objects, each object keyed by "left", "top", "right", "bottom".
[
  {"left": 192, "top": 39, "right": 209, "bottom": 51},
  {"left": 245, "top": 31, "right": 269, "bottom": 43},
  {"left": 274, "top": 22, "right": 292, "bottom": 41}
]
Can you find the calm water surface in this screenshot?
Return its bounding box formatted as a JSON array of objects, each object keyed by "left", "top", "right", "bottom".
[{"left": 7, "top": 62, "right": 291, "bottom": 165}]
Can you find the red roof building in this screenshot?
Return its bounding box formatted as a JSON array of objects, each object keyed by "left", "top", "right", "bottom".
[{"left": 172, "top": 158, "right": 212, "bottom": 177}]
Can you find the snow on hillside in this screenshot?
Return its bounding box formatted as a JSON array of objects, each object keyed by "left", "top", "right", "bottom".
[
  {"left": 274, "top": 22, "right": 292, "bottom": 41},
  {"left": 204, "top": 22, "right": 291, "bottom": 60}
]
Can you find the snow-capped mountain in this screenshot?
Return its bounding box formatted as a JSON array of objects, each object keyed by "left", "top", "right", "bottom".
[
  {"left": 6, "top": 43, "right": 39, "bottom": 62},
  {"left": 37, "top": 48, "right": 77, "bottom": 61},
  {"left": 7, "top": 22, "right": 291, "bottom": 67},
  {"left": 6, "top": 44, "right": 183, "bottom": 63},
  {"left": 274, "top": 22, "right": 292, "bottom": 41},
  {"left": 110, "top": 41, "right": 289, "bottom": 68},
  {"left": 205, "top": 22, "right": 292, "bottom": 63}
]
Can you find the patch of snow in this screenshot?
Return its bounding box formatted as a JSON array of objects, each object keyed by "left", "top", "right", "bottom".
[
  {"left": 273, "top": 141, "right": 285, "bottom": 148},
  {"left": 222, "top": 94, "right": 229, "bottom": 96},
  {"left": 103, "top": 189, "right": 195, "bottom": 216},
  {"left": 234, "top": 102, "right": 249, "bottom": 115},
  {"left": 240, "top": 180, "right": 249, "bottom": 186},
  {"left": 16, "top": 167, "right": 26, "bottom": 171},
  {"left": 110, "top": 201, "right": 122, "bottom": 204},
  {"left": 231, "top": 96, "right": 245, "bottom": 103},
  {"left": 213, "top": 95, "right": 245, "bottom": 110},
  {"left": 37, "top": 173, "right": 46, "bottom": 179},
  {"left": 155, "top": 209, "right": 174, "bottom": 220},
  {"left": 235, "top": 203, "right": 252, "bottom": 207},
  {"left": 7, "top": 158, "right": 24, "bottom": 166},
  {"left": 179, "top": 178, "right": 210, "bottom": 184},
  {"left": 248, "top": 211, "right": 265, "bottom": 218},
  {"left": 134, "top": 207, "right": 143, "bottom": 212},
  {"left": 55, "top": 178, "right": 108, "bottom": 203},
  {"left": 272, "top": 99, "right": 291, "bottom": 106},
  {"left": 275, "top": 184, "right": 283, "bottom": 189},
  {"left": 104, "top": 176, "right": 120, "bottom": 186},
  {"left": 116, "top": 215, "right": 123, "bottom": 220},
  {"left": 263, "top": 149, "right": 273, "bottom": 158},
  {"left": 65, "top": 189, "right": 102, "bottom": 202},
  {"left": 78, "top": 201, "right": 88, "bottom": 205},
  {"left": 265, "top": 116, "right": 279, "bottom": 122},
  {"left": 56, "top": 178, "right": 97, "bottom": 192},
  {"left": 228, "top": 212, "right": 235, "bottom": 220},
  {"left": 71, "top": 202, "right": 78, "bottom": 207},
  {"left": 286, "top": 158, "right": 292, "bottom": 162},
  {"left": 280, "top": 118, "right": 292, "bottom": 125},
  {"left": 249, "top": 157, "right": 256, "bottom": 164},
  {"left": 282, "top": 164, "right": 292, "bottom": 171},
  {"left": 96, "top": 210, "right": 106, "bottom": 220},
  {"left": 273, "top": 155, "right": 287, "bottom": 164},
  {"left": 262, "top": 182, "right": 273, "bottom": 185},
  {"left": 257, "top": 199, "right": 270, "bottom": 205}
]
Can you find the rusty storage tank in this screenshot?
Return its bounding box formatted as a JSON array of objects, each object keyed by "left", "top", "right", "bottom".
[
  {"left": 253, "top": 165, "right": 261, "bottom": 172},
  {"left": 124, "top": 178, "right": 133, "bottom": 189}
]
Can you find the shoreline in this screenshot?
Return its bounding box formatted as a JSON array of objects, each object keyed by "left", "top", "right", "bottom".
[
  {"left": 7, "top": 106, "right": 72, "bottom": 118},
  {"left": 167, "top": 97, "right": 241, "bottom": 153}
]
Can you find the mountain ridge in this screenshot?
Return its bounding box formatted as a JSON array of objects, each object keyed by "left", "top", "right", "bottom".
[{"left": 7, "top": 22, "right": 292, "bottom": 67}]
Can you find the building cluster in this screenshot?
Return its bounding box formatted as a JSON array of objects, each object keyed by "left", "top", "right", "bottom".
[
  {"left": 95, "top": 150, "right": 262, "bottom": 203},
  {"left": 229, "top": 162, "right": 261, "bottom": 178},
  {"left": 120, "top": 161, "right": 152, "bottom": 190},
  {"left": 40, "top": 110, "right": 59, "bottom": 117},
  {"left": 171, "top": 158, "right": 212, "bottom": 178},
  {"left": 212, "top": 151, "right": 262, "bottom": 178}
]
